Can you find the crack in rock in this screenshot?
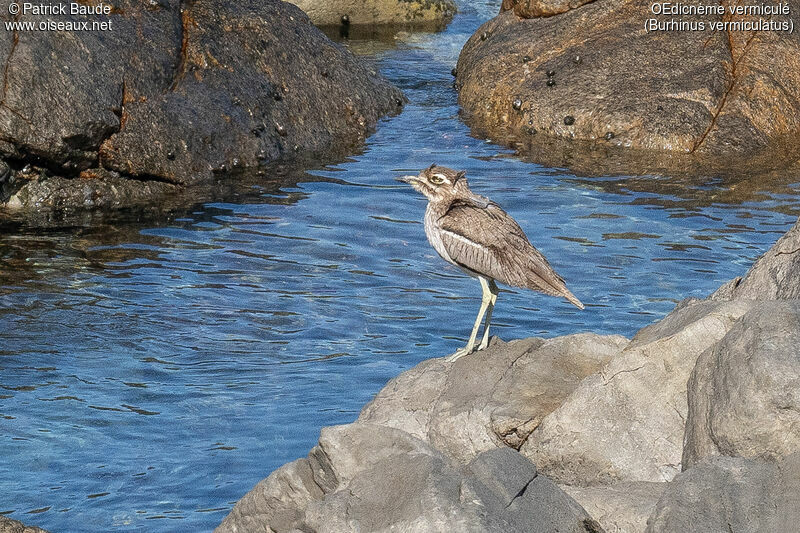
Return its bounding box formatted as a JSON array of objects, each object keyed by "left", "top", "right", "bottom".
[
  {"left": 504, "top": 472, "right": 537, "bottom": 508},
  {"left": 691, "top": 13, "right": 758, "bottom": 153}
]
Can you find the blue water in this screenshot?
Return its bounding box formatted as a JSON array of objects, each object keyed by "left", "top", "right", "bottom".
[{"left": 1, "top": 1, "right": 799, "bottom": 531}]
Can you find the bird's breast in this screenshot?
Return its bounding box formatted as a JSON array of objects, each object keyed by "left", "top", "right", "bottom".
[{"left": 424, "top": 206, "right": 455, "bottom": 265}]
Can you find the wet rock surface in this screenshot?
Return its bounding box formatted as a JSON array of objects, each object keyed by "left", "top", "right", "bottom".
[
  {"left": 287, "top": 0, "right": 456, "bottom": 27},
  {"left": 215, "top": 423, "right": 601, "bottom": 533},
  {"left": 0, "top": 0, "right": 402, "bottom": 216},
  {"left": 218, "top": 218, "right": 800, "bottom": 531},
  {"left": 456, "top": 0, "right": 800, "bottom": 172}
]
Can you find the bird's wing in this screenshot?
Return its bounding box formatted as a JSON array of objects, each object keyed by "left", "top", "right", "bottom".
[{"left": 439, "top": 199, "right": 582, "bottom": 307}]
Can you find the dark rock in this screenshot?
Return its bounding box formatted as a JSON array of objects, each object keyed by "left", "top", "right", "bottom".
[
  {"left": 0, "top": 0, "right": 403, "bottom": 213},
  {"left": 683, "top": 302, "right": 800, "bottom": 468},
  {"left": 4, "top": 171, "right": 178, "bottom": 211},
  {"left": 711, "top": 218, "right": 800, "bottom": 300},
  {"left": 286, "top": 0, "right": 456, "bottom": 27},
  {"left": 646, "top": 454, "right": 800, "bottom": 533},
  {"left": 459, "top": 0, "right": 800, "bottom": 169},
  {"left": 99, "top": 1, "right": 401, "bottom": 186},
  {"left": 0, "top": 516, "right": 49, "bottom": 533}
]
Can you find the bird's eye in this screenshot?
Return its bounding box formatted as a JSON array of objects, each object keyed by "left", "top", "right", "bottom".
[{"left": 429, "top": 174, "right": 446, "bottom": 185}]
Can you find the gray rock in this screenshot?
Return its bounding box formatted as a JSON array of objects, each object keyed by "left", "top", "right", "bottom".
[
  {"left": 456, "top": 0, "right": 800, "bottom": 172},
  {"left": 564, "top": 482, "right": 665, "bottom": 533},
  {"left": 0, "top": 0, "right": 402, "bottom": 214},
  {"left": 214, "top": 458, "right": 324, "bottom": 532},
  {"left": 683, "top": 302, "right": 800, "bottom": 469},
  {"left": 521, "top": 299, "right": 753, "bottom": 485},
  {"left": 464, "top": 449, "right": 604, "bottom": 533},
  {"left": 0, "top": 516, "right": 49, "bottom": 533},
  {"left": 358, "top": 333, "right": 628, "bottom": 463},
  {"left": 645, "top": 453, "right": 800, "bottom": 533},
  {"left": 711, "top": 218, "right": 800, "bottom": 300},
  {"left": 216, "top": 423, "right": 602, "bottom": 533},
  {"left": 286, "top": 0, "right": 456, "bottom": 27}
]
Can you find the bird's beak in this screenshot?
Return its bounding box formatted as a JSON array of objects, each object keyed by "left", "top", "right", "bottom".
[{"left": 396, "top": 175, "right": 420, "bottom": 185}]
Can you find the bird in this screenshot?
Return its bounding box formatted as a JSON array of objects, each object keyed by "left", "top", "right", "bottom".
[{"left": 397, "top": 165, "right": 584, "bottom": 361}]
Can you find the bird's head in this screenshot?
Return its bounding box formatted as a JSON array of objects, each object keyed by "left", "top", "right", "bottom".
[{"left": 396, "top": 165, "right": 468, "bottom": 203}]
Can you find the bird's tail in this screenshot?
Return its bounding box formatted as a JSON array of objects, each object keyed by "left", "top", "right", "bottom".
[{"left": 562, "top": 288, "right": 585, "bottom": 310}]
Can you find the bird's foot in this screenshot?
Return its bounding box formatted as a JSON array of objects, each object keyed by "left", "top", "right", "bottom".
[{"left": 446, "top": 345, "right": 476, "bottom": 362}]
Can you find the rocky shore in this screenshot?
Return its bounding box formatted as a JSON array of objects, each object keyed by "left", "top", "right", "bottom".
[
  {"left": 456, "top": 0, "right": 800, "bottom": 170},
  {"left": 216, "top": 219, "right": 800, "bottom": 532},
  {"left": 0, "top": 0, "right": 403, "bottom": 215}
]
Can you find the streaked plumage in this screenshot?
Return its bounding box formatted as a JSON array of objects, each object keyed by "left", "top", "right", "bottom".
[{"left": 398, "top": 165, "right": 584, "bottom": 360}]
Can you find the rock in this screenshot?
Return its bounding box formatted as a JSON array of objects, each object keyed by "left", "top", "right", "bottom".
[
  {"left": 645, "top": 453, "right": 800, "bottom": 533},
  {"left": 0, "top": 516, "right": 49, "bottom": 533},
  {"left": 216, "top": 423, "right": 601, "bottom": 533},
  {"left": 0, "top": 0, "right": 402, "bottom": 214},
  {"left": 358, "top": 333, "right": 628, "bottom": 463},
  {"left": 501, "top": 0, "right": 594, "bottom": 18},
  {"left": 683, "top": 302, "right": 800, "bottom": 469},
  {"left": 213, "top": 458, "right": 325, "bottom": 532},
  {"left": 564, "top": 482, "right": 665, "bottom": 533},
  {"left": 521, "top": 299, "right": 753, "bottom": 485},
  {"left": 3, "top": 170, "right": 178, "bottom": 211},
  {"left": 711, "top": 218, "right": 800, "bottom": 300},
  {"left": 286, "top": 0, "right": 456, "bottom": 27},
  {"left": 456, "top": 0, "right": 800, "bottom": 169}
]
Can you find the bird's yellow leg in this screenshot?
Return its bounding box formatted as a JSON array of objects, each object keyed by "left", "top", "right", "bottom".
[
  {"left": 447, "top": 277, "right": 491, "bottom": 362},
  {"left": 478, "top": 280, "right": 498, "bottom": 350}
]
